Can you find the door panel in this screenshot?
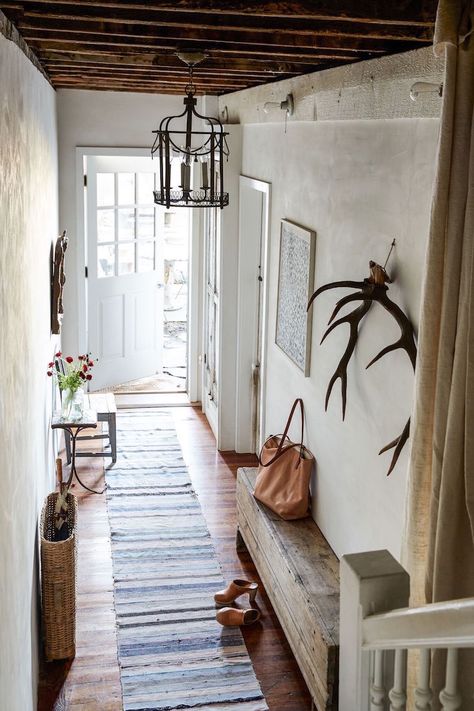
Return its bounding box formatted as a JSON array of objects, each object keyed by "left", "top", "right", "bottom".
[
  {"left": 99, "top": 295, "right": 125, "bottom": 359},
  {"left": 235, "top": 176, "right": 271, "bottom": 453},
  {"left": 86, "top": 155, "right": 164, "bottom": 391}
]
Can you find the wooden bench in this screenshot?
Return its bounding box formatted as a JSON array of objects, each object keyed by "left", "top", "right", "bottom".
[
  {"left": 236, "top": 467, "right": 340, "bottom": 710},
  {"left": 64, "top": 392, "right": 117, "bottom": 464}
]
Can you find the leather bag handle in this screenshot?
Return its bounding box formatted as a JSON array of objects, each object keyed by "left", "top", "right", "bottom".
[{"left": 258, "top": 398, "right": 305, "bottom": 467}]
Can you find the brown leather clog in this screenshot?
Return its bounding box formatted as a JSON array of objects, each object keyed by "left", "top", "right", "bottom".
[
  {"left": 214, "top": 579, "right": 258, "bottom": 606},
  {"left": 216, "top": 607, "right": 261, "bottom": 627}
]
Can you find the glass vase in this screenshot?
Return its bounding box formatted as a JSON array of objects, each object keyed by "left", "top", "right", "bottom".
[{"left": 61, "top": 387, "right": 84, "bottom": 422}]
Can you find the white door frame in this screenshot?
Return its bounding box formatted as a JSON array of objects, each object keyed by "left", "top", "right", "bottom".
[
  {"left": 75, "top": 146, "right": 200, "bottom": 397},
  {"left": 235, "top": 175, "right": 271, "bottom": 453}
]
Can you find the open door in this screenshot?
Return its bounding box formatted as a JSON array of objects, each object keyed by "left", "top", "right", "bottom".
[
  {"left": 86, "top": 155, "right": 164, "bottom": 391},
  {"left": 235, "top": 176, "right": 271, "bottom": 453}
]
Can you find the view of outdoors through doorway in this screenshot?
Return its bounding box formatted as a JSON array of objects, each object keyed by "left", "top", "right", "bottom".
[
  {"left": 113, "top": 206, "right": 190, "bottom": 394},
  {"left": 86, "top": 154, "right": 190, "bottom": 397}
]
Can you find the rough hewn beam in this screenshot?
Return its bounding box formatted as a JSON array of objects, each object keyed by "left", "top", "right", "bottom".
[
  {"left": 44, "top": 61, "right": 281, "bottom": 77},
  {"left": 37, "top": 49, "right": 326, "bottom": 74},
  {"left": 52, "top": 77, "right": 230, "bottom": 94},
  {"left": 21, "top": 34, "right": 382, "bottom": 63},
  {"left": 55, "top": 83, "right": 215, "bottom": 94},
  {"left": 2, "top": 2, "right": 433, "bottom": 41},
  {"left": 18, "top": 17, "right": 421, "bottom": 53},
  {"left": 0, "top": 0, "right": 438, "bottom": 26},
  {"left": 50, "top": 71, "right": 248, "bottom": 88},
  {"left": 0, "top": 8, "right": 51, "bottom": 82}
]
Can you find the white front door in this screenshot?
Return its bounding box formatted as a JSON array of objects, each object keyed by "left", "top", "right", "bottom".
[{"left": 86, "top": 155, "right": 164, "bottom": 390}]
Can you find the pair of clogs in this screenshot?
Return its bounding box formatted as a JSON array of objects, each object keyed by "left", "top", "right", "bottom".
[{"left": 214, "top": 579, "right": 261, "bottom": 627}]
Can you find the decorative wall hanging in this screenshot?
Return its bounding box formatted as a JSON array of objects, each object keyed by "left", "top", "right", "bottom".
[
  {"left": 151, "top": 51, "right": 229, "bottom": 209},
  {"left": 51, "top": 230, "right": 68, "bottom": 335},
  {"left": 307, "top": 247, "right": 417, "bottom": 475},
  {"left": 276, "top": 220, "right": 316, "bottom": 376}
]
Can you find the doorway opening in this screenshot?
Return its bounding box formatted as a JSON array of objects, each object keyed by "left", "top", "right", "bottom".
[{"left": 83, "top": 153, "right": 191, "bottom": 397}]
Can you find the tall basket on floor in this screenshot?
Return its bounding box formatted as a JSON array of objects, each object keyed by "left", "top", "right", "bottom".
[{"left": 40, "top": 492, "right": 78, "bottom": 660}]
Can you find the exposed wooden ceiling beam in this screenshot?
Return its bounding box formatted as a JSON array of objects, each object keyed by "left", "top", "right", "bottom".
[
  {"left": 24, "top": 34, "right": 368, "bottom": 63},
  {"left": 43, "top": 65, "right": 281, "bottom": 84},
  {"left": 49, "top": 68, "right": 249, "bottom": 85},
  {"left": 17, "top": 17, "right": 421, "bottom": 53},
  {"left": 51, "top": 77, "right": 234, "bottom": 93},
  {"left": 36, "top": 49, "right": 327, "bottom": 74},
  {"left": 1, "top": 1, "right": 437, "bottom": 96},
  {"left": 1, "top": 2, "right": 433, "bottom": 42},
  {"left": 0, "top": 0, "right": 438, "bottom": 27},
  {"left": 43, "top": 61, "right": 279, "bottom": 77},
  {"left": 54, "top": 84, "right": 218, "bottom": 94}
]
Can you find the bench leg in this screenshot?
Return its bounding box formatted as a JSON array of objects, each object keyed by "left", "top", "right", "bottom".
[
  {"left": 236, "top": 527, "right": 248, "bottom": 553},
  {"left": 109, "top": 413, "right": 117, "bottom": 463}
]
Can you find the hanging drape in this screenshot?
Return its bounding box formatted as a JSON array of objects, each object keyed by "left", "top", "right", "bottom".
[{"left": 404, "top": 0, "right": 474, "bottom": 703}]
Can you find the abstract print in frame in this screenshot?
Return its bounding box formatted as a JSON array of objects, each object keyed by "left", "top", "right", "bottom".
[{"left": 275, "top": 219, "right": 316, "bottom": 376}]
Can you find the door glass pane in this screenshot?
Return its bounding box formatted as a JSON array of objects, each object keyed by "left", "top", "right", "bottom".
[
  {"left": 137, "top": 173, "right": 155, "bottom": 205},
  {"left": 97, "top": 244, "right": 115, "bottom": 278},
  {"left": 97, "top": 209, "right": 115, "bottom": 243},
  {"left": 118, "top": 208, "right": 135, "bottom": 241},
  {"left": 137, "top": 208, "right": 155, "bottom": 239},
  {"left": 97, "top": 173, "right": 114, "bottom": 206},
  {"left": 118, "top": 243, "right": 135, "bottom": 275},
  {"left": 137, "top": 240, "right": 155, "bottom": 273},
  {"left": 117, "top": 173, "right": 135, "bottom": 205}
]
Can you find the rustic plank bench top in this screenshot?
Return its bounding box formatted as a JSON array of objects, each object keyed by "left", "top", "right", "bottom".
[
  {"left": 84, "top": 392, "right": 117, "bottom": 414},
  {"left": 237, "top": 467, "right": 340, "bottom": 710}
]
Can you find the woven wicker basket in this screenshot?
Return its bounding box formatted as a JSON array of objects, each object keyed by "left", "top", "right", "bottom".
[{"left": 40, "top": 492, "right": 78, "bottom": 661}]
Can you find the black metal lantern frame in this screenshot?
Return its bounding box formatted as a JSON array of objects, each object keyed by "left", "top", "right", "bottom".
[{"left": 151, "top": 67, "right": 230, "bottom": 209}]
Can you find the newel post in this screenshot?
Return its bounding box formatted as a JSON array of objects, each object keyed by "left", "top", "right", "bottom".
[{"left": 339, "top": 550, "right": 410, "bottom": 711}]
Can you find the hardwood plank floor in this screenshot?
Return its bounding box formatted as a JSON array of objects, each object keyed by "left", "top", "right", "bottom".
[{"left": 38, "top": 406, "right": 312, "bottom": 711}]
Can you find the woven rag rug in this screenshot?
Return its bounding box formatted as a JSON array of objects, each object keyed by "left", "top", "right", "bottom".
[{"left": 105, "top": 409, "right": 268, "bottom": 711}]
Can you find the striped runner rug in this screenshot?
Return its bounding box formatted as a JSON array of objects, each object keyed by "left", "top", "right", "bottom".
[{"left": 105, "top": 409, "right": 268, "bottom": 711}]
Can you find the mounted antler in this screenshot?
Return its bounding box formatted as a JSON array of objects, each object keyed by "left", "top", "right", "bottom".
[{"left": 307, "top": 260, "right": 417, "bottom": 476}]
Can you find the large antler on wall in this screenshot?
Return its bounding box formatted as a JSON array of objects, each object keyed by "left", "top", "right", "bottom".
[{"left": 307, "top": 260, "right": 417, "bottom": 476}]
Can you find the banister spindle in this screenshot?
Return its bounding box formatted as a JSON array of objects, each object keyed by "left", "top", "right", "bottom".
[
  {"left": 414, "top": 648, "right": 433, "bottom": 709},
  {"left": 370, "top": 650, "right": 386, "bottom": 709},
  {"left": 389, "top": 648, "right": 407, "bottom": 710},
  {"left": 439, "top": 648, "right": 462, "bottom": 710}
]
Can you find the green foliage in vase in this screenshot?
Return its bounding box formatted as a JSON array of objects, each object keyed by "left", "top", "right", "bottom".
[{"left": 46, "top": 351, "right": 95, "bottom": 393}]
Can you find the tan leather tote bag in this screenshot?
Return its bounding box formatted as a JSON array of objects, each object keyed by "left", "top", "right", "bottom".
[{"left": 253, "top": 399, "right": 314, "bottom": 520}]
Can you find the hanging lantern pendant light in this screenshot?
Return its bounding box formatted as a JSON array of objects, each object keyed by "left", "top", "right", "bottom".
[{"left": 151, "top": 52, "right": 230, "bottom": 209}]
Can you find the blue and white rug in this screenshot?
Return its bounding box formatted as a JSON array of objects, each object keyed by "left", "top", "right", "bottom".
[{"left": 105, "top": 409, "right": 268, "bottom": 711}]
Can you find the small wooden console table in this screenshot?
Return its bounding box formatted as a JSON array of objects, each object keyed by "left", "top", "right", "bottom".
[{"left": 52, "top": 410, "right": 106, "bottom": 495}]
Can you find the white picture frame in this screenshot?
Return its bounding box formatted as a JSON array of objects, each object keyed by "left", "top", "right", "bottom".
[{"left": 275, "top": 219, "right": 316, "bottom": 376}]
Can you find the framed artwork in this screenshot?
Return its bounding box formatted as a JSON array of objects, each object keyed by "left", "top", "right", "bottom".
[{"left": 275, "top": 219, "right": 316, "bottom": 376}]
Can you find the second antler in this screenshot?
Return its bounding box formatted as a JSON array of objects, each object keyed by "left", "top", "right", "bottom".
[{"left": 307, "top": 261, "right": 417, "bottom": 476}]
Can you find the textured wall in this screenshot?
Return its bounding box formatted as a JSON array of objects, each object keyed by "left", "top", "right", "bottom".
[
  {"left": 218, "top": 47, "right": 443, "bottom": 560},
  {"left": 218, "top": 46, "right": 443, "bottom": 560},
  {"left": 0, "top": 34, "right": 58, "bottom": 711},
  {"left": 221, "top": 47, "right": 444, "bottom": 124},
  {"left": 240, "top": 118, "right": 439, "bottom": 560}
]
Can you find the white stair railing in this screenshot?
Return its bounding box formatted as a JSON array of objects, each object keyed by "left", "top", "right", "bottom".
[{"left": 339, "top": 550, "right": 474, "bottom": 711}]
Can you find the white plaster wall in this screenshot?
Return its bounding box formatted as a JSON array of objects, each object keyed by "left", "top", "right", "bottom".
[
  {"left": 57, "top": 89, "right": 192, "bottom": 356},
  {"left": 0, "top": 34, "right": 58, "bottom": 711},
  {"left": 241, "top": 117, "right": 439, "bottom": 560},
  {"left": 222, "top": 47, "right": 444, "bottom": 124}
]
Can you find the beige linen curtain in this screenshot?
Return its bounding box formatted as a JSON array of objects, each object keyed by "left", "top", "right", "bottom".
[{"left": 404, "top": 0, "right": 474, "bottom": 703}]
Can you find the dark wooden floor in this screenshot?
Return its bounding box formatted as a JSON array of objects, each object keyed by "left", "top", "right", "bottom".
[{"left": 38, "top": 405, "right": 312, "bottom": 711}]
